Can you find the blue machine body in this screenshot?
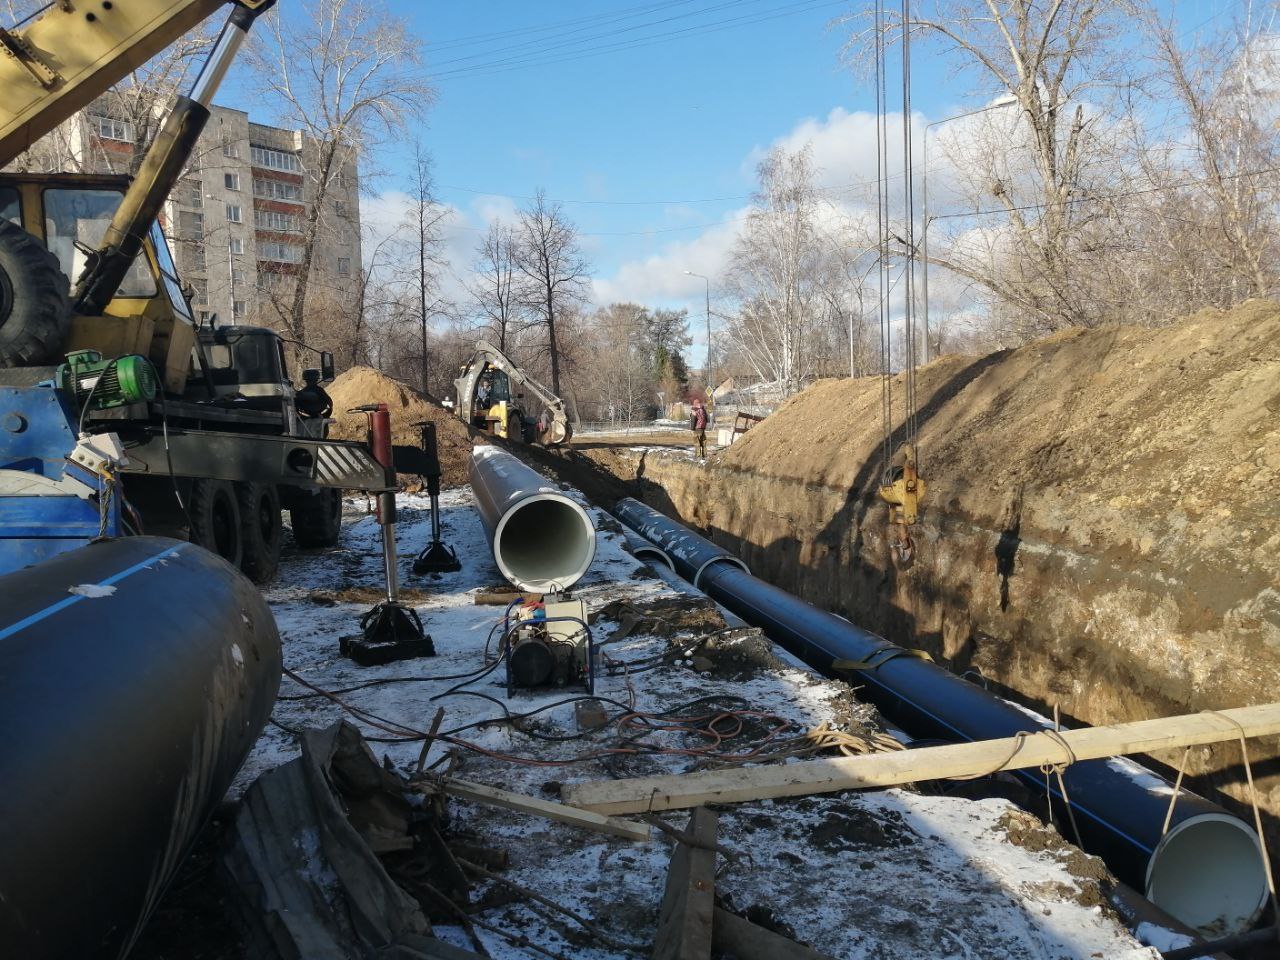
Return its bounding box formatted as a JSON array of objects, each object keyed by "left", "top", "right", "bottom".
[{"left": 0, "top": 381, "right": 123, "bottom": 573}]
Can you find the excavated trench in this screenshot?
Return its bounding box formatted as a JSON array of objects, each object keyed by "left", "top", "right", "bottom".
[{"left": 544, "top": 300, "right": 1280, "bottom": 872}]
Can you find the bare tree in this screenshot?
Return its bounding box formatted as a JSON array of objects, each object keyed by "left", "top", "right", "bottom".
[
  {"left": 247, "top": 0, "right": 433, "bottom": 349},
  {"left": 403, "top": 144, "right": 452, "bottom": 394},
  {"left": 512, "top": 190, "right": 588, "bottom": 397},
  {"left": 1124, "top": 2, "right": 1279, "bottom": 312},
  {"left": 844, "top": 1, "right": 1131, "bottom": 334},
  {"left": 470, "top": 221, "right": 524, "bottom": 353},
  {"left": 725, "top": 146, "right": 827, "bottom": 395}
]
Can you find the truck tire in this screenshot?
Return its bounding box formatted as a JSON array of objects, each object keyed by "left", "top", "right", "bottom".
[
  {"left": 188, "top": 479, "right": 243, "bottom": 569},
  {"left": 237, "top": 482, "right": 283, "bottom": 583},
  {"left": 289, "top": 488, "right": 342, "bottom": 549},
  {"left": 0, "top": 220, "right": 72, "bottom": 367}
]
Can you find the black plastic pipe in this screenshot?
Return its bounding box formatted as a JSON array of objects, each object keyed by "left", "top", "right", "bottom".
[
  {"left": 0, "top": 537, "right": 281, "bottom": 959},
  {"left": 614, "top": 497, "right": 1268, "bottom": 936}
]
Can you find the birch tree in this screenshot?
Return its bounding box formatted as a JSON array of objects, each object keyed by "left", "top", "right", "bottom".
[
  {"left": 470, "top": 221, "right": 524, "bottom": 353},
  {"left": 725, "top": 146, "right": 824, "bottom": 396},
  {"left": 512, "top": 191, "right": 588, "bottom": 397},
  {"left": 247, "top": 0, "right": 432, "bottom": 349}
]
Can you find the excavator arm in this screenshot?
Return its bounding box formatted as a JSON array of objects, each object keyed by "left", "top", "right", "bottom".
[
  {"left": 455, "top": 340, "right": 572, "bottom": 446},
  {"left": 0, "top": 0, "right": 273, "bottom": 168}
]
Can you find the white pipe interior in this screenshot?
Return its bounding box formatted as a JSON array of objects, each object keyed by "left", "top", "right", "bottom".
[
  {"left": 493, "top": 493, "right": 596, "bottom": 592},
  {"left": 1146, "top": 812, "right": 1268, "bottom": 935}
]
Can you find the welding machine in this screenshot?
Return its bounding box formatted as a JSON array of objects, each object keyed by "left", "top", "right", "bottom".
[{"left": 505, "top": 598, "right": 594, "bottom": 697}]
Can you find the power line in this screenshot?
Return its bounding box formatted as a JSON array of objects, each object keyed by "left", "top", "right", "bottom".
[
  {"left": 423, "top": 0, "right": 707, "bottom": 53},
  {"left": 428, "top": 0, "right": 849, "bottom": 82},
  {"left": 426, "top": 0, "right": 778, "bottom": 70}
]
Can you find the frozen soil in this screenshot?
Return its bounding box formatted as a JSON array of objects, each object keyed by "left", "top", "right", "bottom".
[{"left": 210, "top": 484, "right": 1166, "bottom": 959}]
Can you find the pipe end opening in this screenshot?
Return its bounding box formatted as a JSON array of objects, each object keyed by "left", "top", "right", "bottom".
[{"left": 1147, "top": 813, "right": 1268, "bottom": 936}]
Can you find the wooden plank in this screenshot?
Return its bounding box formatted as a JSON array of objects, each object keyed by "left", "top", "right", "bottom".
[
  {"left": 711, "top": 908, "right": 838, "bottom": 960},
  {"left": 473, "top": 589, "right": 540, "bottom": 606},
  {"left": 652, "top": 808, "right": 718, "bottom": 960},
  {"left": 563, "top": 702, "right": 1280, "bottom": 815},
  {"left": 432, "top": 778, "right": 651, "bottom": 842}
]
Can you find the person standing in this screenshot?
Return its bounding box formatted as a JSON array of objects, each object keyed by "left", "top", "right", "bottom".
[{"left": 690, "top": 397, "right": 708, "bottom": 459}]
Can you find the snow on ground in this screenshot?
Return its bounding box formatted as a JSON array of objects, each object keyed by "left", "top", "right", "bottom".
[{"left": 238, "top": 482, "right": 1159, "bottom": 960}]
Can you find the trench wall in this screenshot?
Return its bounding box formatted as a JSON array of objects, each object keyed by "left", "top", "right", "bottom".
[{"left": 585, "top": 301, "right": 1280, "bottom": 855}]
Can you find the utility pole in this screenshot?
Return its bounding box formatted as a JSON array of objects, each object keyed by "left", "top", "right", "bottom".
[{"left": 683, "top": 270, "right": 712, "bottom": 397}]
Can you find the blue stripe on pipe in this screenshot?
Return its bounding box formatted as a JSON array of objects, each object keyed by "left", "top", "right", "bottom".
[
  {"left": 707, "top": 568, "right": 1158, "bottom": 856},
  {"left": 0, "top": 543, "right": 188, "bottom": 643}
]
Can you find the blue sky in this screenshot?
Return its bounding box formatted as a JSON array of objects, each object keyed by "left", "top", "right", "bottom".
[
  {"left": 222, "top": 0, "right": 1238, "bottom": 345},
  {"left": 375, "top": 0, "right": 908, "bottom": 306}
]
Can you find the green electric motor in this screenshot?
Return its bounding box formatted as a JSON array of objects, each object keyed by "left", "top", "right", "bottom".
[{"left": 58, "top": 350, "right": 159, "bottom": 410}]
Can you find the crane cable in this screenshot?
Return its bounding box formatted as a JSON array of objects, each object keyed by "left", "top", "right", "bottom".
[
  {"left": 874, "top": 0, "right": 894, "bottom": 485},
  {"left": 874, "top": 0, "right": 926, "bottom": 565}
]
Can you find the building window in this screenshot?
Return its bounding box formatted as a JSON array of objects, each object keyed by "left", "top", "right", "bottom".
[
  {"left": 229, "top": 237, "right": 243, "bottom": 255},
  {"left": 191, "top": 245, "right": 206, "bottom": 270},
  {"left": 91, "top": 115, "right": 134, "bottom": 142},
  {"left": 233, "top": 299, "right": 246, "bottom": 318},
  {"left": 254, "top": 209, "right": 301, "bottom": 233},
  {"left": 224, "top": 172, "right": 240, "bottom": 191},
  {"left": 231, "top": 267, "right": 245, "bottom": 284},
  {"left": 181, "top": 179, "right": 203, "bottom": 207},
  {"left": 250, "top": 145, "right": 302, "bottom": 173},
  {"left": 198, "top": 310, "right": 210, "bottom": 324},
  {"left": 253, "top": 178, "right": 303, "bottom": 201},
  {"left": 335, "top": 200, "right": 347, "bottom": 217},
  {"left": 222, "top": 139, "right": 239, "bottom": 158},
  {"left": 337, "top": 257, "right": 351, "bottom": 277},
  {"left": 259, "top": 241, "right": 303, "bottom": 263},
  {"left": 192, "top": 278, "right": 208, "bottom": 305},
  {"left": 180, "top": 211, "right": 204, "bottom": 239},
  {"left": 225, "top": 204, "right": 242, "bottom": 223}
]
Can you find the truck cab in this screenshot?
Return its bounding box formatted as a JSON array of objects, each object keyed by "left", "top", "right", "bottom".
[{"left": 0, "top": 172, "right": 196, "bottom": 392}]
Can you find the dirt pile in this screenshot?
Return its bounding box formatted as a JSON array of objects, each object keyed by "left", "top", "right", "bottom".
[
  {"left": 724, "top": 298, "right": 1280, "bottom": 516},
  {"left": 569, "top": 299, "right": 1280, "bottom": 849},
  {"left": 326, "top": 366, "right": 475, "bottom": 487}
]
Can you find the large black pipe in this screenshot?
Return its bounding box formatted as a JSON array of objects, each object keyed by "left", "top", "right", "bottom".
[
  {"left": 614, "top": 498, "right": 1268, "bottom": 936},
  {"left": 0, "top": 537, "right": 281, "bottom": 959}
]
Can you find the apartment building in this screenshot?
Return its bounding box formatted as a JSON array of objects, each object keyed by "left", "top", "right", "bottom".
[{"left": 48, "top": 102, "right": 362, "bottom": 330}]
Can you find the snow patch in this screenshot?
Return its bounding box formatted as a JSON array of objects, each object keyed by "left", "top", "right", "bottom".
[{"left": 69, "top": 583, "right": 115, "bottom": 598}]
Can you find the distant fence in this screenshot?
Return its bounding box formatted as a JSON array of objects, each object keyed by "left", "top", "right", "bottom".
[{"left": 573, "top": 420, "right": 669, "bottom": 435}]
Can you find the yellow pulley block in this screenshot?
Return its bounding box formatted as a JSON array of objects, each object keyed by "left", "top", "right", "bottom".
[
  {"left": 878, "top": 460, "right": 926, "bottom": 524},
  {"left": 878, "top": 458, "right": 926, "bottom": 566}
]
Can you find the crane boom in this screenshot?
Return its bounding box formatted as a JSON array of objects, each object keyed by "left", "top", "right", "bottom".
[{"left": 0, "top": 0, "right": 271, "bottom": 168}]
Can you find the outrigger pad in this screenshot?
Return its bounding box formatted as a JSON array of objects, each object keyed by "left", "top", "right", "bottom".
[
  {"left": 340, "top": 602, "right": 436, "bottom": 666},
  {"left": 413, "top": 540, "right": 461, "bottom": 575}
]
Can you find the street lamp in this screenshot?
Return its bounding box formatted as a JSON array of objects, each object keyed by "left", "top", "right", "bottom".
[
  {"left": 683, "top": 270, "right": 712, "bottom": 397},
  {"left": 921, "top": 95, "right": 1018, "bottom": 361}
]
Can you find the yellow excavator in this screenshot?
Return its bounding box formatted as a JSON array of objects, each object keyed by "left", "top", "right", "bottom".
[
  {"left": 453, "top": 339, "right": 572, "bottom": 446},
  {"left": 0, "top": 0, "right": 392, "bottom": 578}
]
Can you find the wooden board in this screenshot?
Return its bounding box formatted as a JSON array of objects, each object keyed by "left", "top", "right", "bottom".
[
  {"left": 652, "top": 808, "right": 718, "bottom": 960},
  {"left": 563, "top": 702, "right": 1280, "bottom": 815},
  {"left": 711, "top": 908, "right": 839, "bottom": 960},
  {"left": 473, "top": 590, "right": 540, "bottom": 606},
  {"left": 433, "top": 778, "right": 650, "bottom": 842}
]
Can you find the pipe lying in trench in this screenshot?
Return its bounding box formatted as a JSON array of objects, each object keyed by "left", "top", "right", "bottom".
[
  {"left": 0, "top": 536, "right": 281, "bottom": 959},
  {"left": 614, "top": 497, "right": 1269, "bottom": 937},
  {"left": 470, "top": 445, "right": 597, "bottom": 592}
]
